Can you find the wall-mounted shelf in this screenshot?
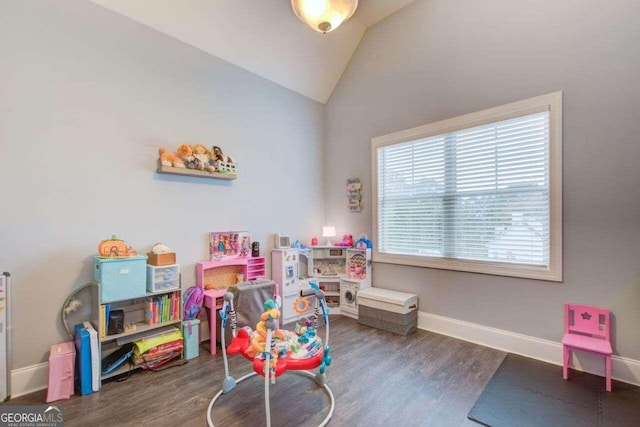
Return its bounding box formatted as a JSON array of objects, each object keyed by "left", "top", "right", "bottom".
[{"left": 157, "top": 163, "right": 237, "bottom": 180}]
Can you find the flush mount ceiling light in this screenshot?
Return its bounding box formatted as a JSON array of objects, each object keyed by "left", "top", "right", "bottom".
[{"left": 291, "top": 0, "right": 358, "bottom": 34}]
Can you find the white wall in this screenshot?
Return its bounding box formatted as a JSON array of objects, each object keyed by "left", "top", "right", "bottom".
[
  {"left": 326, "top": 0, "right": 640, "bottom": 358},
  {"left": 0, "top": 0, "right": 324, "bottom": 368}
]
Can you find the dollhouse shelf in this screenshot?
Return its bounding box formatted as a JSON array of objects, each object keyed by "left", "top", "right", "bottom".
[{"left": 156, "top": 164, "right": 237, "bottom": 180}]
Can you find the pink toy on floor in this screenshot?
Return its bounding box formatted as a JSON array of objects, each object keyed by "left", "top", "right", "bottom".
[{"left": 46, "top": 342, "right": 75, "bottom": 403}]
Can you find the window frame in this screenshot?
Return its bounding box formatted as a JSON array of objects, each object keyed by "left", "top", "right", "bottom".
[{"left": 371, "top": 92, "right": 563, "bottom": 281}]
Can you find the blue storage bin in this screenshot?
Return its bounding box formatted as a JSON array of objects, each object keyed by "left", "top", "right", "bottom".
[
  {"left": 94, "top": 255, "right": 147, "bottom": 303},
  {"left": 182, "top": 319, "right": 200, "bottom": 360}
]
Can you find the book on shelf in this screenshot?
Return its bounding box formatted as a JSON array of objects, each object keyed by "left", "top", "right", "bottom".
[
  {"left": 99, "top": 305, "right": 106, "bottom": 339},
  {"left": 145, "top": 291, "right": 181, "bottom": 325},
  {"left": 104, "top": 304, "right": 110, "bottom": 336}
]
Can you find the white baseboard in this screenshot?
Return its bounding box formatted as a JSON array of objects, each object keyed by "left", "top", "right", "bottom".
[
  {"left": 10, "top": 362, "right": 49, "bottom": 399},
  {"left": 418, "top": 311, "right": 640, "bottom": 387},
  {"left": 9, "top": 310, "right": 640, "bottom": 398}
]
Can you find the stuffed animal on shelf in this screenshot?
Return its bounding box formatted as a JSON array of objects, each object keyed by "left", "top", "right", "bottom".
[
  {"left": 211, "top": 145, "right": 227, "bottom": 162},
  {"left": 211, "top": 146, "right": 237, "bottom": 174},
  {"left": 159, "top": 147, "right": 186, "bottom": 168},
  {"left": 177, "top": 144, "right": 197, "bottom": 169},
  {"left": 192, "top": 144, "right": 216, "bottom": 172}
]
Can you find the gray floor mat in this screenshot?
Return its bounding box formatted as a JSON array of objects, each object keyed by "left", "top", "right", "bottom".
[{"left": 468, "top": 353, "right": 640, "bottom": 426}]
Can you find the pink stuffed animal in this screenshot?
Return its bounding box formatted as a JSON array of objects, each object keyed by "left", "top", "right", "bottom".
[{"left": 335, "top": 234, "right": 353, "bottom": 247}]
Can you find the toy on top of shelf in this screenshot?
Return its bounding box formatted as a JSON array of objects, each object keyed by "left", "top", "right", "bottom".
[
  {"left": 177, "top": 144, "right": 196, "bottom": 169},
  {"left": 157, "top": 143, "right": 238, "bottom": 178},
  {"left": 211, "top": 145, "right": 230, "bottom": 162},
  {"left": 292, "top": 240, "right": 309, "bottom": 249},
  {"left": 192, "top": 144, "right": 216, "bottom": 172},
  {"left": 151, "top": 243, "right": 171, "bottom": 254},
  {"left": 159, "top": 147, "right": 185, "bottom": 168},
  {"left": 147, "top": 243, "right": 176, "bottom": 266},
  {"left": 311, "top": 236, "right": 318, "bottom": 246},
  {"left": 335, "top": 234, "right": 353, "bottom": 247},
  {"left": 210, "top": 146, "right": 237, "bottom": 175},
  {"left": 355, "top": 234, "right": 372, "bottom": 249},
  {"left": 274, "top": 234, "right": 291, "bottom": 249},
  {"left": 240, "top": 236, "right": 251, "bottom": 257},
  {"left": 97, "top": 235, "right": 137, "bottom": 258},
  {"left": 210, "top": 231, "right": 250, "bottom": 260}
]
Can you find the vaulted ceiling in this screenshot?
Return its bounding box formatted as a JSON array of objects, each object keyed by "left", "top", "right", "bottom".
[{"left": 89, "top": 0, "right": 416, "bottom": 103}]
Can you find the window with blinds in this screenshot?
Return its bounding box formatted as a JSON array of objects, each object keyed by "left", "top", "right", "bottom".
[{"left": 372, "top": 92, "right": 562, "bottom": 281}]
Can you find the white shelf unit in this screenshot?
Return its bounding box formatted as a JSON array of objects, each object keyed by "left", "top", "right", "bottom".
[
  {"left": 67, "top": 282, "right": 182, "bottom": 384},
  {"left": 99, "top": 287, "right": 182, "bottom": 381}
]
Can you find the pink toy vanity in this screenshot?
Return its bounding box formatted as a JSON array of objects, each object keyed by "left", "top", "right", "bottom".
[{"left": 195, "top": 257, "right": 265, "bottom": 355}]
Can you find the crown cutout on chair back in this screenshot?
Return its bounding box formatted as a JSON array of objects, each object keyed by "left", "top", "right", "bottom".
[
  {"left": 566, "top": 304, "right": 610, "bottom": 341},
  {"left": 563, "top": 303, "right": 613, "bottom": 391}
]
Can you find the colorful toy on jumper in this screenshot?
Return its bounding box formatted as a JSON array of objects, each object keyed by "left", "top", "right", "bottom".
[{"left": 208, "top": 282, "right": 335, "bottom": 427}]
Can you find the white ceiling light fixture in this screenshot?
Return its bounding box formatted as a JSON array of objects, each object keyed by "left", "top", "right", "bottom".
[{"left": 291, "top": 0, "right": 358, "bottom": 34}]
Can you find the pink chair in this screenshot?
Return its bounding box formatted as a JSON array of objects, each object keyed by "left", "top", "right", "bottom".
[{"left": 562, "top": 303, "right": 613, "bottom": 391}]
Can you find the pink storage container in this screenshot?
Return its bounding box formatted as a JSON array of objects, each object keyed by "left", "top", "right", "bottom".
[{"left": 46, "top": 342, "right": 75, "bottom": 403}]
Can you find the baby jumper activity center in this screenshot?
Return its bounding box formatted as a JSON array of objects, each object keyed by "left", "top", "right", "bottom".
[{"left": 207, "top": 281, "right": 335, "bottom": 427}]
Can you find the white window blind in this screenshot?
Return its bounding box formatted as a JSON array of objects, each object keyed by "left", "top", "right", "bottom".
[{"left": 372, "top": 92, "right": 562, "bottom": 281}]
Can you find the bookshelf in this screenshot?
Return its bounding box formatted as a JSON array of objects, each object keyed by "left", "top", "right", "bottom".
[
  {"left": 65, "top": 282, "right": 179, "bottom": 383},
  {"left": 98, "top": 287, "right": 181, "bottom": 380}
]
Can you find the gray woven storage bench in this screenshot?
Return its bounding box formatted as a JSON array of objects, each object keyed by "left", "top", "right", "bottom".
[{"left": 357, "top": 287, "right": 418, "bottom": 335}]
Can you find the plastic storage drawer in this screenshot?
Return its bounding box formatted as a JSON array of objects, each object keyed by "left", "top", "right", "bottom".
[
  {"left": 147, "top": 264, "right": 180, "bottom": 293},
  {"left": 94, "top": 255, "right": 147, "bottom": 303}
]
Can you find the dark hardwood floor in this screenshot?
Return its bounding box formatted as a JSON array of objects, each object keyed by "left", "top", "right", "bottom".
[{"left": 5, "top": 316, "right": 505, "bottom": 426}]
